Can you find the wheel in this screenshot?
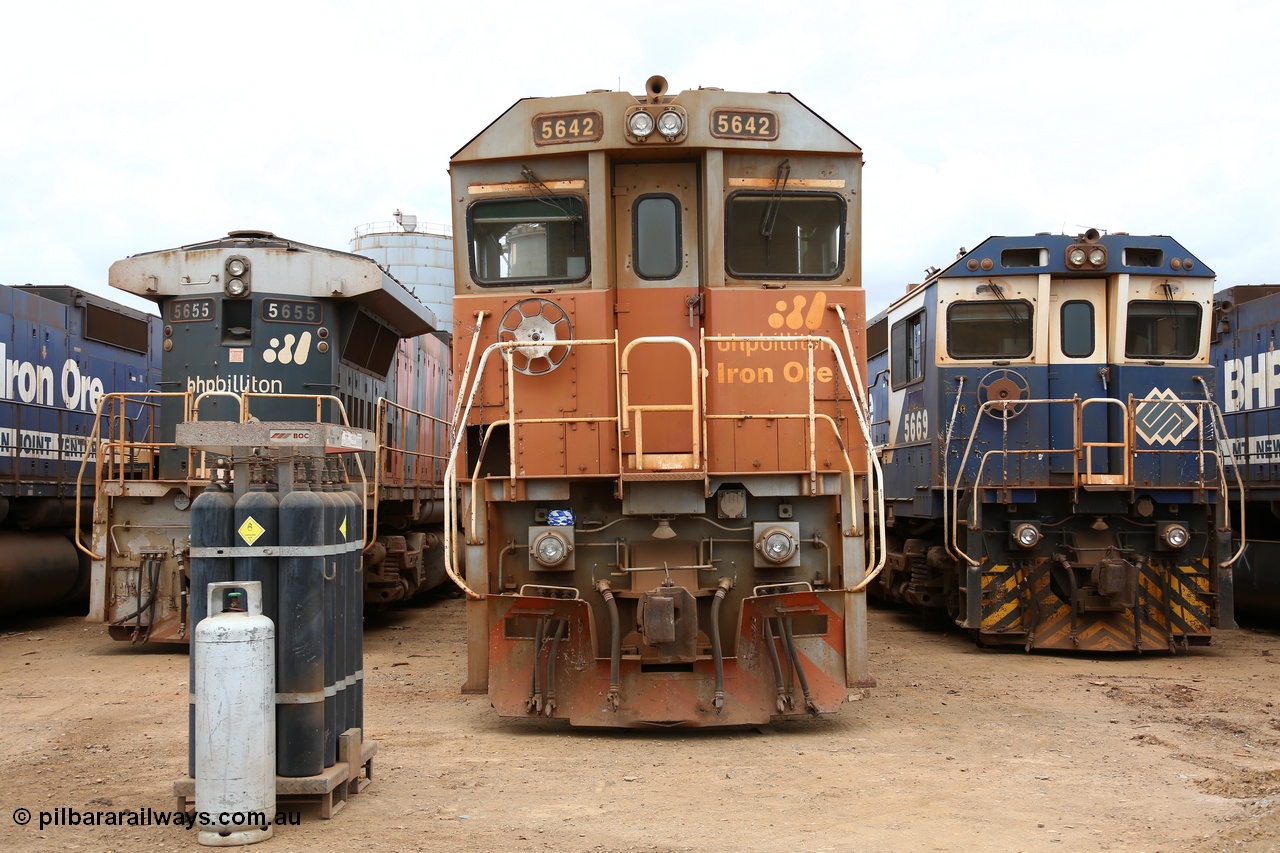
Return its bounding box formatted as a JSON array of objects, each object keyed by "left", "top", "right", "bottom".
[
  {"left": 497, "top": 298, "right": 573, "bottom": 376},
  {"left": 976, "top": 368, "right": 1030, "bottom": 419}
]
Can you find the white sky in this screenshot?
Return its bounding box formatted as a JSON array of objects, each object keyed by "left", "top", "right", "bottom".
[{"left": 3, "top": 0, "right": 1277, "bottom": 317}]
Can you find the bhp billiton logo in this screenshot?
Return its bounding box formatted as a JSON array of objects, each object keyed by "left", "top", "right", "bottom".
[
  {"left": 768, "top": 292, "right": 827, "bottom": 331},
  {"left": 262, "top": 332, "right": 312, "bottom": 366}
]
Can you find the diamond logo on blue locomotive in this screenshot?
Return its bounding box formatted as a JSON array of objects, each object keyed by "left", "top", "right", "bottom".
[{"left": 1134, "top": 388, "right": 1198, "bottom": 446}]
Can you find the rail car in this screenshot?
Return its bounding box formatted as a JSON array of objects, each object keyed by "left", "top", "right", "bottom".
[
  {"left": 867, "top": 231, "right": 1240, "bottom": 652},
  {"left": 0, "top": 283, "right": 160, "bottom": 614},
  {"left": 444, "top": 75, "right": 878, "bottom": 727},
  {"left": 83, "top": 231, "right": 451, "bottom": 643},
  {"left": 1211, "top": 284, "right": 1280, "bottom": 619}
]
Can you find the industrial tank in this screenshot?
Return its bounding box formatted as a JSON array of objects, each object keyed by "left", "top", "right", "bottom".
[{"left": 350, "top": 211, "right": 453, "bottom": 328}]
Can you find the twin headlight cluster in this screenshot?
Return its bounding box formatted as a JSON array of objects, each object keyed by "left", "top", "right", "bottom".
[
  {"left": 1009, "top": 521, "right": 1190, "bottom": 550},
  {"left": 624, "top": 105, "right": 688, "bottom": 143},
  {"left": 224, "top": 256, "right": 251, "bottom": 298}
]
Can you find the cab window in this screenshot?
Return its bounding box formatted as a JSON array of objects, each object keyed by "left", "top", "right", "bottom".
[
  {"left": 633, "top": 194, "right": 680, "bottom": 279},
  {"left": 1060, "top": 300, "right": 1094, "bottom": 358},
  {"left": 468, "top": 197, "right": 588, "bottom": 285},
  {"left": 725, "top": 192, "right": 844, "bottom": 279},
  {"left": 947, "top": 301, "right": 1033, "bottom": 358},
  {"left": 1125, "top": 301, "right": 1201, "bottom": 359}
]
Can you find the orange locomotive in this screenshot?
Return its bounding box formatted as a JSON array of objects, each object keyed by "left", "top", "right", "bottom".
[{"left": 444, "top": 76, "right": 881, "bottom": 726}]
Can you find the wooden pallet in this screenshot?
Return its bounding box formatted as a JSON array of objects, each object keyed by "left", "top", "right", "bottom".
[{"left": 175, "top": 729, "right": 377, "bottom": 820}]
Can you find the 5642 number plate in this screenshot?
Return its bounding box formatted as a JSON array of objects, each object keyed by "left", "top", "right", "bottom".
[
  {"left": 710, "top": 109, "right": 778, "bottom": 140},
  {"left": 533, "top": 111, "right": 603, "bottom": 145}
]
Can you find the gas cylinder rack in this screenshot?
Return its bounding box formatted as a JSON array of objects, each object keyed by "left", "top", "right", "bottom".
[{"left": 171, "top": 419, "right": 377, "bottom": 820}]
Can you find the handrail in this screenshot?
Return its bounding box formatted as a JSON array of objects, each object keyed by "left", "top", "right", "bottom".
[
  {"left": 947, "top": 394, "right": 1236, "bottom": 568},
  {"left": 376, "top": 396, "right": 449, "bottom": 485},
  {"left": 1196, "top": 377, "right": 1247, "bottom": 568},
  {"left": 74, "top": 390, "right": 191, "bottom": 560},
  {"left": 832, "top": 304, "right": 888, "bottom": 588},
  {"left": 445, "top": 324, "right": 882, "bottom": 598},
  {"left": 619, "top": 336, "right": 700, "bottom": 471},
  {"left": 443, "top": 311, "right": 494, "bottom": 600}
]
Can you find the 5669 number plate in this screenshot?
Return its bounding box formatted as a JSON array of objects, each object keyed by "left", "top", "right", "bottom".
[{"left": 710, "top": 109, "right": 778, "bottom": 140}]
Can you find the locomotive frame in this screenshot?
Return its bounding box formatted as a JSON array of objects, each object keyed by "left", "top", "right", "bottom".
[
  {"left": 868, "top": 231, "right": 1243, "bottom": 652},
  {"left": 444, "top": 76, "right": 881, "bottom": 727},
  {"left": 81, "top": 231, "right": 450, "bottom": 643},
  {"left": 0, "top": 283, "right": 160, "bottom": 613}
]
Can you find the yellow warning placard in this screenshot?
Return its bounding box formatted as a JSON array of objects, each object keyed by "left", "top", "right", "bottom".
[
  {"left": 238, "top": 516, "right": 266, "bottom": 546},
  {"left": 340, "top": 517, "right": 348, "bottom": 540}
]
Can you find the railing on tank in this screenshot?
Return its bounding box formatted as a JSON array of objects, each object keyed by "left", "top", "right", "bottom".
[
  {"left": 943, "top": 393, "right": 1247, "bottom": 569},
  {"left": 442, "top": 310, "right": 888, "bottom": 600},
  {"left": 352, "top": 219, "right": 453, "bottom": 239}
]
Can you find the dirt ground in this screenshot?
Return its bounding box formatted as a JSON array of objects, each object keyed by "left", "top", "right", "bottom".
[{"left": 2, "top": 596, "right": 1279, "bottom": 853}]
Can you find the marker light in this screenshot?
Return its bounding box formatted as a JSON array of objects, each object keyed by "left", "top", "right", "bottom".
[
  {"left": 1012, "top": 522, "right": 1042, "bottom": 548},
  {"left": 1161, "top": 522, "right": 1189, "bottom": 549}
]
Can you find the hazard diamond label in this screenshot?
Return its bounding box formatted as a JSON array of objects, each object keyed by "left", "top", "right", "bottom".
[
  {"left": 238, "top": 516, "right": 266, "bottom": 546},
  {"left": 340, "top": 517, "right": 348, "bottom": 540}
]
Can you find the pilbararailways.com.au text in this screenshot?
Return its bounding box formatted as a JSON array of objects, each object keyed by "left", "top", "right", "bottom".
[{"left": 11, "top": 806, "right": 301, "bottom": 831}]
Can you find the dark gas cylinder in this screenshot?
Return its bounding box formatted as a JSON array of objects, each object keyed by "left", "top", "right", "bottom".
[
  {"left": 276, "top": 464, "right": 325, "bottom": 778},
  {"left": 234, "top": 469, "right": 279, "bottom": 629},
  {"left": 187, "top": 482, "right": 235, "bottom": 778},
  {"left": 345, "top": 481, "right": 366, "bottom": 736}
]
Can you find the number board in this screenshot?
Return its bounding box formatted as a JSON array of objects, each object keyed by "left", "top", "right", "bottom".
[
  {"left": 168, "top": 297, "right": 214, "bottom": 322},
  {"left": 710, "top": 109, "right": 779, "bottom": 141},
  {"left": 261, "top": 299, "right": 322, "bottom": 324},
  {"left": 533, "top": 111, "right": 603, "bottom": 146}
]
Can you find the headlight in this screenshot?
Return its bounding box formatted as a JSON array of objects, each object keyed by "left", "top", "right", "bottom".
[
  {"left": 224, "top": 256, "right": 251, "bottom": 297},
  {"left": 1068, "top": 248, "right": 1086, "bottom": 266},
  {"left": 756, "top": 525, "right": 798, "bottom": 564},
  {"left": 657, "top": 110, "right": 684, "bottom": 137},
  {"left": 1012, "top": 522, "right": 1041, "bottom": 548},
  {"left": 1160, "top": 522, "right": 1189, "bottom": 549},
  {"left": 531, "top": 530, "right": 571, "bottom": 568},
  {"left": 628, "top": 110, "right": 654, "bottom": 138},
  {"left": 1088, "top": 247, "right": 1106, "bottom": 266}
]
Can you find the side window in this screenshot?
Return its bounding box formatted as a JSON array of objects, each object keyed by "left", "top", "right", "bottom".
[
  {"left": 1060, "top": 300, "right": 1095, "bottom": 358},
  {"left": 946, "top": 301, "right": 1033, "bottom": 358},
  {"left": 890, "top": 310, "right": 925, "bottom": 389},
  {"left": 1125, "top": 300, "right": 1201, "bottom": 359},
  {"left": 633, "top": 195, "right": 681, "bottom": 280}
]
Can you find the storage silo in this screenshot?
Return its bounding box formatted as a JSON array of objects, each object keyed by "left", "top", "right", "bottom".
[{"left": 351, "top": 211, "right": 453, "bottom": 329}]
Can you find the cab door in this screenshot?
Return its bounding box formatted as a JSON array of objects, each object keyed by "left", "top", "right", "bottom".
[
  {"left": 612, "top": 161, "right": 701, "bottom": 470},
  {"left": 1047, "top": 279, "right": 1109, "bottom": 475}
]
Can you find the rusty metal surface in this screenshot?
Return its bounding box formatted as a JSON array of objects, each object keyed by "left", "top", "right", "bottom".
[{"left": 485, "top": 590, "right": 847, "bottom": 727}]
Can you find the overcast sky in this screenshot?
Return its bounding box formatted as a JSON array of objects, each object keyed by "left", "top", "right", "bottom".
[{"left": 3, "top": 0, "right": 1276, "bottom": 317}]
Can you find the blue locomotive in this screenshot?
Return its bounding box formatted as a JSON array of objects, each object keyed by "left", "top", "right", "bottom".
[
  {"left": 868, "top": 231, "right": 1237, "bottom": 651},
  {"left": 1211, "top": 284, "right": 1280, "bottom": 619},
  {"left": 0, "top": 283, "right": 160, "bottom": 613},
  {"left": 84, "top": 231, "right": 450, "bottom": 643}
]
